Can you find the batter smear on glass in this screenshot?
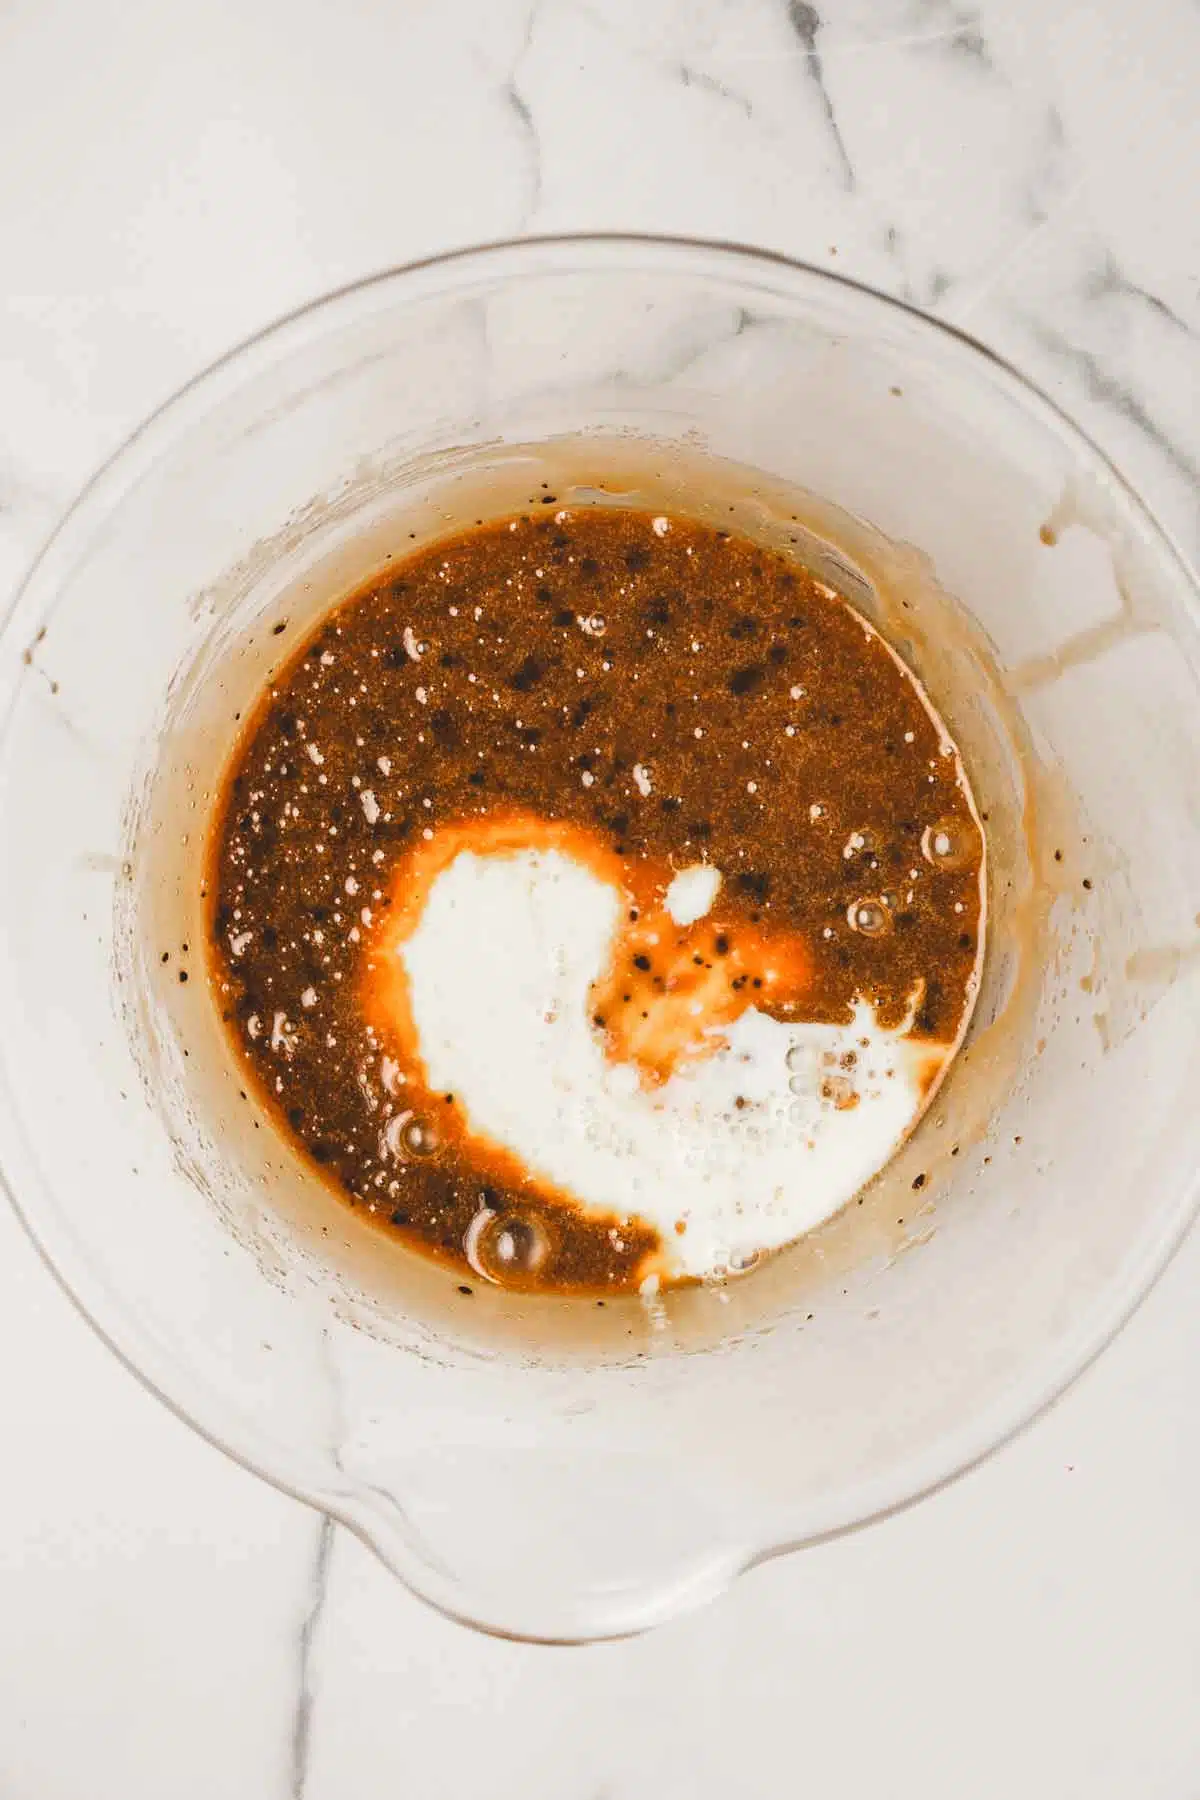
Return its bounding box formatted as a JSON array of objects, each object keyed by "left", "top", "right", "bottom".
[{"left": 207, "top": 505, "right": 985, "bottom": 1296}]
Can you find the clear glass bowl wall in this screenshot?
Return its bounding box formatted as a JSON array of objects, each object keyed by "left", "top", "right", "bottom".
[{"left": 1, "top": 238, "right": 1198, "bottom": 1643}]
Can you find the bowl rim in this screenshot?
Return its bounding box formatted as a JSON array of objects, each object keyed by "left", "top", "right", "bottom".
[{"left": 1, "top": 231, "right": 1198, "bottom": 1642}]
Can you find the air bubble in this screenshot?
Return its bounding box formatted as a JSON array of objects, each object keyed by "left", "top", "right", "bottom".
[
  {"left": 466, "top": 1208, "right": 552, "bottom": 1284},
  {"left": 383, "top": 1110, "right": 440, "bottom": 1160},
  {"left": 709, "top": 1246, "right": 763, "bottom": 1281},
  {"left": 401, "top": 1116, "right": 440, "bottom": 1159},
  {"left": 820, "top": 1074, "right": 858, "bottom": 1110},
  {"left": 847, "top": 897, "right": 891, "bottom": 937},
  {"left": 921, "top": 818, "right": 974, "bottom": 871},
  {"left": 786, "top": 1041, "right": 821, "bottom": 1093}
]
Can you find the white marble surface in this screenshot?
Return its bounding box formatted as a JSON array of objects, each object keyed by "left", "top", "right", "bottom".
[{"left": 1, "top": 0, "right": 1198, "bottom": 1793}]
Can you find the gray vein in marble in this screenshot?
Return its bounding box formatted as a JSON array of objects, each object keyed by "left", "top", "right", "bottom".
[
  {"left": 289, "top": 1513, "right": 334, "bottom": 1800},
  {"left": 944, "top": 20, "right": 986, "bottom": 60},
  {"left": 878, "top": 220, "right": 923, "bottom": 307},
  {"left": 783, "top": 2, "right": 855, "bottom": 190},
  {"left": 283, "top": 1321, "right": 350, "bottom": 1798},
  {"left": 721, "top": 16, "right": 995, "bottom": 63},
  {"left": 677, "top": 61, "right": 755, "bottom": 118},
  {"left": 1087, "top": 254, "right": 1198, "bottom": 338},
  {"left": 1027, "top": 320, "right": 1200, "bottom": 487},
  {"left": 503, "top": 80, "right": 543, "bottom": 222},
  {"left": 906, "top": 0, "right": 989, "bottom": 66},
  {"left": 477, "top": 0, "right": 543, "bottom": 229},
  {"left": 563, "top": 2, "right": 756, "bottom": 120},
  {"left": 878, "top": 221, "right": 949, "bottom": 311},
  {"left": 1022, "top": 107, "right": 1069, "bottom": 227}
]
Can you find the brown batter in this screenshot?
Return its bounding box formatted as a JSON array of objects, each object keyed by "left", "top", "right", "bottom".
[{"left": 206, "top": 504, "right": 984, "bottom": 1295}]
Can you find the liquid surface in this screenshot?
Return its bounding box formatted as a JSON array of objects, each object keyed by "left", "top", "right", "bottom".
[{"left": 208, "top": 504, "right": 985, "bottom": 1295}]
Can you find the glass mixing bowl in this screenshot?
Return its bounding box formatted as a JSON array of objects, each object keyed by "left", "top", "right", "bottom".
[{"left": 1, "top": 236, "right": 1198, "bottom": 1644}]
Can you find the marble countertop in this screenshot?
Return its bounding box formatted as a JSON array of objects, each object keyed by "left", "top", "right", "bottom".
[{"left": 2, "top": 1, "right": 1198, "bottom": 1793}]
